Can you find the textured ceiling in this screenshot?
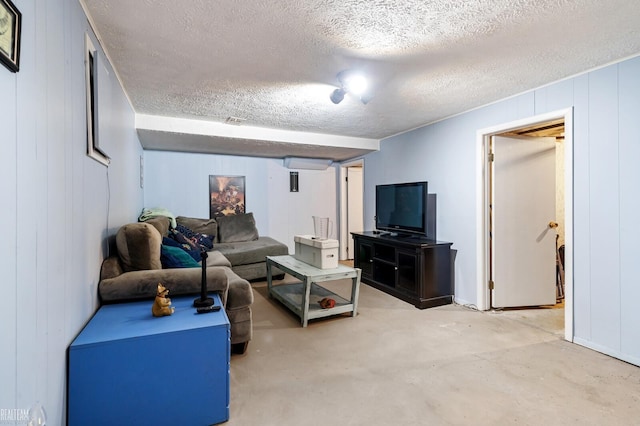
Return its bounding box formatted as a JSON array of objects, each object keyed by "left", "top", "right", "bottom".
[{"left": 82, "top": 0, "right": 640, "bottom": 161}]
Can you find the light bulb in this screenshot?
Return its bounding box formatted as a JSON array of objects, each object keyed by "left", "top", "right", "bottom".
[{"left": 343, "top": 73, "right": 368, "bottom": 97}]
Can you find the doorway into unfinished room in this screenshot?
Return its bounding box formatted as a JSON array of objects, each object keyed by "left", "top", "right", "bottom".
[{"left": 476, "top": 109, "right": 573, "bottom": 342}]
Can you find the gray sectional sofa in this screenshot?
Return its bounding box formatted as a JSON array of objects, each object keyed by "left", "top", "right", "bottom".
[
  {"left": 98, "top": 213, "right": 288, "bottom": 354},
  {"left": 176, "top": 213, "right": 288, "bottom": 281}
]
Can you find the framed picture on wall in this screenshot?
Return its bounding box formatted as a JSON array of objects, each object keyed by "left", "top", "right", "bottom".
[
  {"left": 0, "top": 0, "right": 21, "bottom": 72},
  {"left": 85, "top": 33, "right": 110, "bottom": 166},
  {"left": 209, "top": 175, "right": 246, "bottom": 218}
]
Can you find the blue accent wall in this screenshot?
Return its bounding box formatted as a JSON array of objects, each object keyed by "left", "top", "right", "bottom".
[
  {"left": 369, "top": 56, "right": 640, "bottom": 366},
  {"left": 143, "top": 151, "right": 338, "bottom": 254},
  {"left": 0, "top": 1, "right": 143, "bottom": 422}
]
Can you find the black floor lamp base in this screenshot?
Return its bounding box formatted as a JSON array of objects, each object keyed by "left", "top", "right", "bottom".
[{"left": 194, "top": 297, "right": 214, "bottom": 308}]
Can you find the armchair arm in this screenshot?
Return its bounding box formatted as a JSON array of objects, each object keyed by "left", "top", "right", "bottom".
[
  {"left": 99, "top": 266, "right": 229, "bottom": 305},
  {"left": 100, "top": 256, "right": 124, "bottom": 281}
]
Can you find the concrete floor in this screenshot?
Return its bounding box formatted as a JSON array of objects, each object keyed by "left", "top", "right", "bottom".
[{"left": 227, "top": 276, "right": 640, "bottom": 426}]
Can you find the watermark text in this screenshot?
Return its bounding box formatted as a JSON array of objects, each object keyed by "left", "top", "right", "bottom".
[{"left": 0, "top": 408, "right": 29, "bottom": 422}]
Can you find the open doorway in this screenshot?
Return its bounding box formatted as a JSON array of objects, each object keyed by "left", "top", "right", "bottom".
[
  {"left": 339, "top": 159, "right": 364, "bottom": 260},
  {"left": 476, "top": 109, "right": 573, "bottom": 342}
]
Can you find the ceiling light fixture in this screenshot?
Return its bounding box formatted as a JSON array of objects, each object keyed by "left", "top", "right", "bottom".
[
  {"left": 330, "top": 70, "right": 372, "bottom": 105},
  {"left": 330, "top": 88, "right": 346, "bottom": 104}
]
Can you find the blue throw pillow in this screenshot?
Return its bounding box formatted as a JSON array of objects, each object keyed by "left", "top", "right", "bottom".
[
  {"left": 160, "top": 245, "right": 201, "bottom": 269},
  {"left": 175, "top": 224, "right": 214, "bottom": 250},
  {"left": 164, "top": 232, "right": 202, "bottom": 262}
]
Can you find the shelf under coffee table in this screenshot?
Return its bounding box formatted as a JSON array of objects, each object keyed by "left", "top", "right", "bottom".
[{"left": 266, "top": 255, "right": 361, "bottom": 327}]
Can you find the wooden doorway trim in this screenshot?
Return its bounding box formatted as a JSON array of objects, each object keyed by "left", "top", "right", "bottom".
[{"left": 475, "top": 108, "right": 574, "bottom": 342}]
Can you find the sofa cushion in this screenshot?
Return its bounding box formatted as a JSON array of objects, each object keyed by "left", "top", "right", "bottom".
[
  {"left": 176, "top": 216, "right": 218, "bottom": 239},
  {"left": 160, "top": 245, "right": 201, "bottom": 268},
  {"left": 116, "top": 223, "right": 163, "bottom": 272},
  {"left": 215, "top": 236, "right": 288, "bottom": 265},
  {"left": 143, "top": 216, "right": 171, "bottom": 237},
  {"left": 217, "top": 212, "right": 259, "bottom": 243},
  {"left": 205, "top": 250, "right": 233, "bottom": 268}
]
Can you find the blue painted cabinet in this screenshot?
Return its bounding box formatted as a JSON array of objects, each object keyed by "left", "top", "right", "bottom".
[{"left": 68, "top": 294, "right": 230, "bottom": 425}]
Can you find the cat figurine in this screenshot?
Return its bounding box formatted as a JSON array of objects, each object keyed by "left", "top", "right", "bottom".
[{"left": 152, "top": 283, "right": 175, "bottom": 317}]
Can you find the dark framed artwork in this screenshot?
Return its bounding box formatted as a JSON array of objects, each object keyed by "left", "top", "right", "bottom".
[
  {"left": 0, "top": 0, "right": 21, "bottom": 72},
  {"left": 209, "top": 175, "right": 246, "bottom": 218},
  {"left": 85, "top": 33, "right": 110, "bottom": 166}
]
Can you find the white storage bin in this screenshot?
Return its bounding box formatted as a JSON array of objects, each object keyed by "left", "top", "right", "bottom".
[{"left": 294, "top": 235, "right": 339, "bottom": 269}]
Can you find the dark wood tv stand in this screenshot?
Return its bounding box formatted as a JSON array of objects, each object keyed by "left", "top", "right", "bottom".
[{"left": 351, "top": 231, "right": 453, "bottom": 309}]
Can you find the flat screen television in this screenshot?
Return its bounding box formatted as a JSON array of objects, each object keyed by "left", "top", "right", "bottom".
[{"left": 375, "top": 181, "right": 436, "bottom": 239}]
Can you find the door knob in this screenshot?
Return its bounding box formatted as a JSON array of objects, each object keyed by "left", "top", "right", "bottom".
[{"left": 548, "top": 221, "right": 558, "bottom": 229}]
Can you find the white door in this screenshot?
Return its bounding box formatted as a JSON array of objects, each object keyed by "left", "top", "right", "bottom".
[
  {"left": 346, "top": 167, "right": 363, "bottom": 260},
  {"left": 492, "top": 135, "right": 557, "bottom": 307}
]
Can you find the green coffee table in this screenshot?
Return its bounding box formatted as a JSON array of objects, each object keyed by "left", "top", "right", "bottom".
[{"left": 266, "top": 255, "right": 361, "bottom": 327}]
